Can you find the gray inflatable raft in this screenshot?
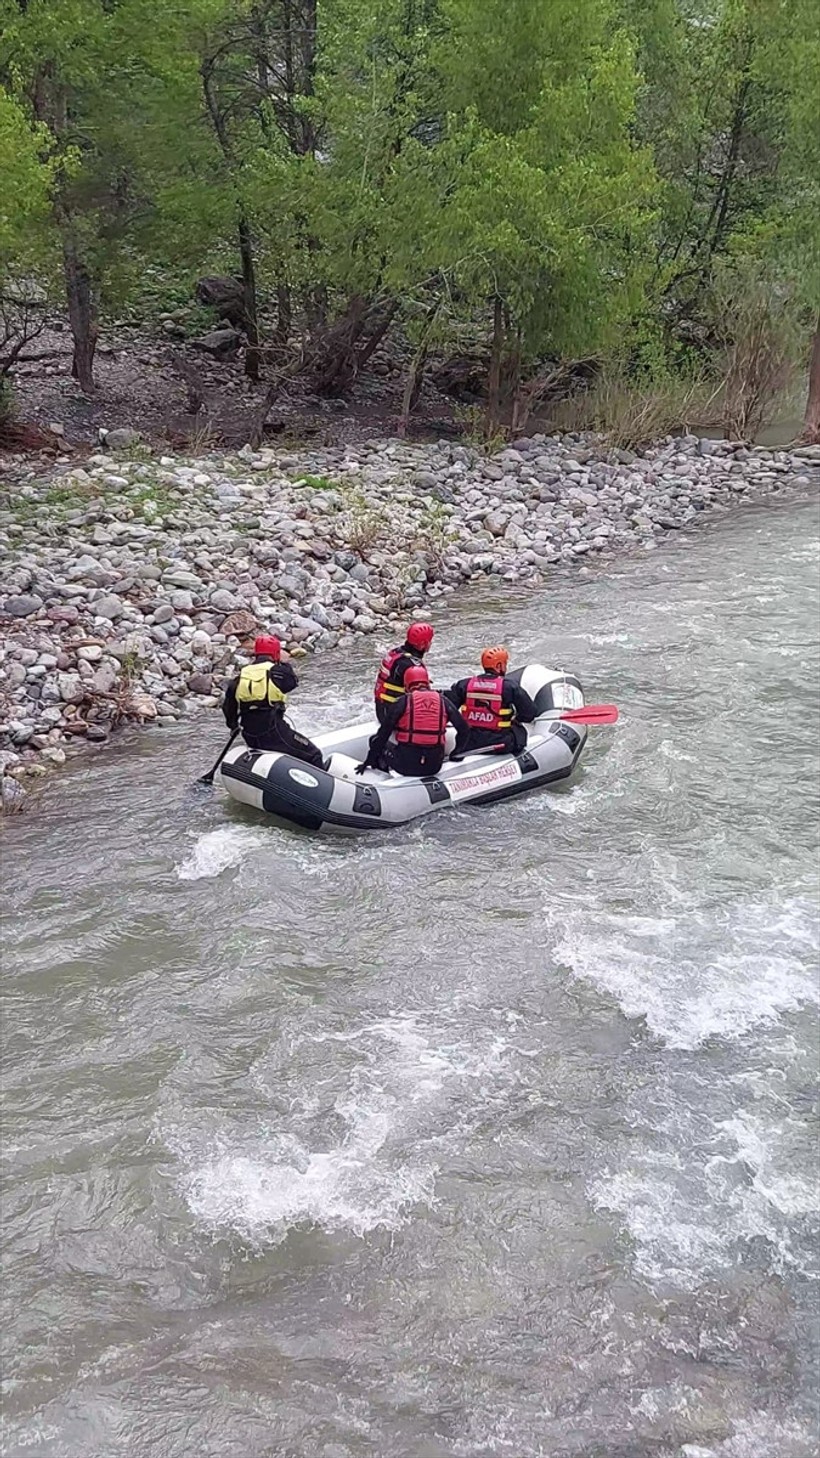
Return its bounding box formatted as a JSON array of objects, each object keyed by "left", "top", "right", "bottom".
[{"left": 218, "top": 664, "right": 587, "bottom": 833}]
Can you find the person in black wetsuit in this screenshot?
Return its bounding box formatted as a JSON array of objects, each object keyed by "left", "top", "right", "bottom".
[
  {"left": 357, "top": 665, "right": 469, "bottom": 778},
  {"left": 446, "top": 646, "right": 536, "bottom": 756},
  {"left": 372, "top": 621, "right": 435, "bottom": 724},
  {"left": 222, "top": 635, "right": 324, "bottom": 767}
]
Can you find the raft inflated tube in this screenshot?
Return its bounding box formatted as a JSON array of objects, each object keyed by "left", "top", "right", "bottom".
[{"left": 218, "top": 665, "right": 588, "bottom": 833}]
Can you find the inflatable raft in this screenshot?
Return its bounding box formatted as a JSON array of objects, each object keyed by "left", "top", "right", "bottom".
[{"left": 218, "top": 665, "right": 587, "bottom": 833}]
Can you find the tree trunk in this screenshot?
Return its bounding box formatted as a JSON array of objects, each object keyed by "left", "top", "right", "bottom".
[
  {"left": 397, "top": 299, "right": 440, "bottom": 436},
  {"left": 304, "top": 279, "right": 328, "bottom": 333},
  {"left": 30, "top": 62, "right": 98, "bottom": 393},
  {"left": 169, "top": 351, "right": 205, "bottom": 415},
  {"left": 310, "top": 294, "right": 368, "bottom": 395},
  {"left": 801, "top": 315, "right": 820, "bottom": 444},
  {"left": 274, "top": 283, "right": 292, "bottom": 347},
  {"left": 486, "top": 296, "right": 504, "bottom": 433},
  {"left": 62, "top": 234, "right": 97, "bottom": 394},
  {"left": 247, "top": 353, "right": 305, "bottom": 448},
  {"left": 201, "top": 58, "right": 262, "bottom": 381},
  {"left": 238, "top": 216, "right": 261, "bottom": 380},
  {"left": 398, "top": 345, "right": 428, "bottom": 438},
  {"left": 355, "top": 299, "right": 399, "bottom": 372}
]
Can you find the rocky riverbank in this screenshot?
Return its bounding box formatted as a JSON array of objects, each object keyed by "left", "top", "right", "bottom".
[{"left": 2, "top": 431, "right": 817, "bottom": 809}]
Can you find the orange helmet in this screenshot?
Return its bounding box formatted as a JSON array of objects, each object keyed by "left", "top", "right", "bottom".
[{"left": 481, "top": 646, "right": 509, "bottom": 674}]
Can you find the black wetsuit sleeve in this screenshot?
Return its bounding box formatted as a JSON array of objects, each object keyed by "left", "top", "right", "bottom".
[
  {"left": 509, "top": 683, "right": 537, "bottom": 723},
  {"left": 367, "top": 698, "right": 403, "bottom": 762},
  {"left": 270, "top": 661, "right": 299, "bottom": 694},
  {"left": 446, "top": 677, "right": 469, "bottom": 707},
  {"left": 222, "top": 676, "right": 239, "bottom": 729},
  {"left": 445, "top": 698, "right": 470, "bottom": 754}
]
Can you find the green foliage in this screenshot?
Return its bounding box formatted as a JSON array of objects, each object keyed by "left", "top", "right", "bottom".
[
  {"left": 0, "top": 373, "right": 14, "bottom": 426},
  {"left": 0, "top": 86, "right": 54, "bottom": 268},
  {"left": 0, "top": 0, "right": 816, "bottom": 429}
]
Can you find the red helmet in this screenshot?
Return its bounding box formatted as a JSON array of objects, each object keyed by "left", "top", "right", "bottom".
[
  {"left": 406, "top": 621, "right": 434, "bottom": 652},
  {"left": 254, "top": 634, "right": 281, "bottom": 660},
  {"left": 403, "top": 664, "right": 430, "bottom": 691}
]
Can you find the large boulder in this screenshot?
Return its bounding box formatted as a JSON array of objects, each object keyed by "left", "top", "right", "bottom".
[
  {"left": 194, "top": 276, "right": 246, "bottom": 328},
  {"left": 192, "top": 327, "right": 242, "bottom": 359}
]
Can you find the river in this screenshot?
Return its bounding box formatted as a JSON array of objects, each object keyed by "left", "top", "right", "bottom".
[{"left": 2, "top": 496, "right": 819, "bottom": 1458}]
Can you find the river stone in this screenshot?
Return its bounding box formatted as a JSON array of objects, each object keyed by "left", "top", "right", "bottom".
[
  {"left": 211, "top": 588, "right": 240, "bottom": 611},
  {"left": 104, "top": 427, "right": 142, "bottom": 451},
  {"left": 67, "top": 555, "right": 114, "bottom": 586},
  {"left": 40, "top": 746, "right": 67, "bottom": 766},
  {"left": 4, "top": 594, "right": 44, "bottom": 618},
  {"left": 193, "top": 327, "right": 241, "bottom": 358},
  {"left": 1, "top": 777, "right": 26, "bottom": 812},
  {"left": 58, "top": 672, "right": 85, "bottom": 704},
  {"left": 129, "top": 692, "right": 157, "bottom": 720},
  {"left": 92, "top": 663, "right": 118, "bottom": 694},
  {"left": 48, "top": 605, "right": 81, "bottom": 626},
  {"left": 162, "top": 569, "right": 202, "bottom": 591},
  {"left": 93, "top": 593, "right": 124, "bottom": 620},
  {"left": 6, "top": 664, "right": 27, "bottom": 688},
  {"left": 187, "top": 672, "right": 213, "bottom": 695}
]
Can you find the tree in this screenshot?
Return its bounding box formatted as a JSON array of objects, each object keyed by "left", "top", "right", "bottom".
[
  {"left": 0, "top": 84, "right": 57, "bottom": 379},
  {"left": 386, "top": 0, "right": 656, "bottom": 429}
]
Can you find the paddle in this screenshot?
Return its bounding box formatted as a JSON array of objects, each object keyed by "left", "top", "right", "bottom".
[
  {"left": 197, "top": 729, "right": 240, "bottom": 786},
  {"left": 559, "top": 703, "right": 619, "bottom": 725}
]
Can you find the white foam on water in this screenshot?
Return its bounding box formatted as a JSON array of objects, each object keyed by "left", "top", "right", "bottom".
[
  {"left": 710, "top": 1412, "right": 819, "bottom": 1457},
  {"left": 591, "top": 1087, "right": 819, "bottom": 1292},
  {"left": 550, "top": 895, "right": 819, "bottom": 1050},
  {"left": 176, "top": 826, "right": 265, "bottom": 880},
  {"left": 658, "top": 737, "right": 698, "bottom": 762},
  {"left": 178, "top": 1012, "right": 511, "bottom": 1245},
  {"left": 716, "top": 1109, "right": 820, "bottom": 1218}
]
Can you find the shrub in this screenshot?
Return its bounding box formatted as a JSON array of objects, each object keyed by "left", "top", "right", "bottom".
[
  {"left": 712, "top": 264, "right": 801, "bottom": 441},
  {"left": 548, "top": 368, "right": 721, "bottom": 450}
]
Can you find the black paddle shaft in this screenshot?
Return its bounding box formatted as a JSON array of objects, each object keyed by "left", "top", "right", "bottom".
[{"left": 198, "top": 729, "right": 240, "bottom": 786}]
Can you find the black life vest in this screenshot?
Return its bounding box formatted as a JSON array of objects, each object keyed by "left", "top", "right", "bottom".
[
  {"left": 460, "top": 674, "right": 512, "bottom": 733},
  {"left": 374, "top": 646, "right": 418, "bottom": 705},
  {"left": 395, "top": 689, "right": 448, "bottom": 747}
]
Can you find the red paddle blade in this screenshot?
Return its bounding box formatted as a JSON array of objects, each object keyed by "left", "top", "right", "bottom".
[{"left": 560, "top": 703, "right": 619, "bottom": 725}]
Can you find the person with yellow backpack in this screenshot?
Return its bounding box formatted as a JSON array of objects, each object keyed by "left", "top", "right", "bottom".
[{"left": 222, "top": 635, "right": 324, "bottom": 767}]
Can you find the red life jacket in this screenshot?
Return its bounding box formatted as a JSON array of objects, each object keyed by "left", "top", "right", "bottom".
[
  {"left": 461, "top": 674, "right": 513, "bottom": 733},
  {"left": 395, "top": 689, "right": 448, "bottom": 746},
  {"left": 374, "top": 646, "right": 417, "bottom": 706}
]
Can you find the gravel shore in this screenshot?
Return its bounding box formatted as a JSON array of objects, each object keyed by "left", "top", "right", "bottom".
[{"left": 2, "top": 431, "right": 817, "bottom": 809}]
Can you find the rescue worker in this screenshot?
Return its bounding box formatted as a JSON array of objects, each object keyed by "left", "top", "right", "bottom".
[
  {"left": 357, "top": 664, "right": 468, "bottom": 778},
  {"left": 447, "top": 646, "right": 536, "bottom": 757},
  {"left": 373, "top": 622, "right": 435, "bottom": 724},
  {"left": 222, "top": 634, "right": 325, "bottom": 767}
]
